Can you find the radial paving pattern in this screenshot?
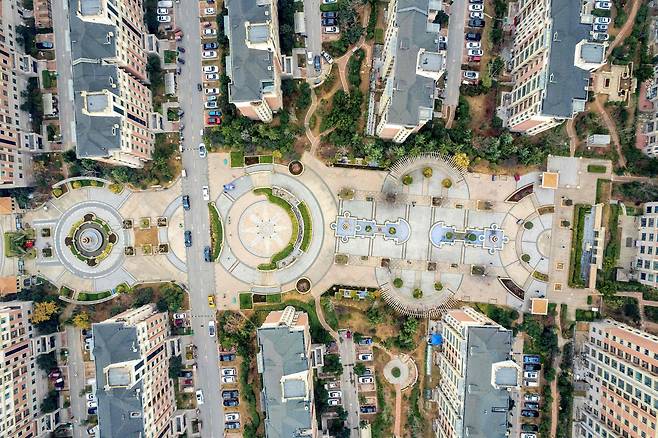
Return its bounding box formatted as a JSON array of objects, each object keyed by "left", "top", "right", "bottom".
[{"left": 238, "top": 201, "right": 292, "bottom": 258}]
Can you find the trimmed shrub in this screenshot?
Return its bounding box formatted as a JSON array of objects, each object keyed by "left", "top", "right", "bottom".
[
  {"left": 393, "top": 278, "right": 403, "bottom": 288},
  {"left": 423, "top": 167, "right": 433, "bottom": 178},
  {"left": 434, "top": 282, "right": 443, "bottom": 291},
  {"left": 412, "top": 288, "right": 423, "bottom": 299},
  {"left": 521, "top": 254, "right": 531, "bottom": 263},
  {"left": 442, "top": 178, "right": 452, "bottom": 188},
  {"left": 402, "top": 175, "right": 413, "bottom": 185}
]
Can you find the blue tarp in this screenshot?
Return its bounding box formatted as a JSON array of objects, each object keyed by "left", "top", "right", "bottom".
[{"left": 430, "top": 333, "right": 443, "bottom": 346}]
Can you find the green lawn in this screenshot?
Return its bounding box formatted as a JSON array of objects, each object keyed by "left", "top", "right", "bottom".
[
  {"left": 299, "top": 201, "right": 312, "bottom": 251},
  {"left": 230, "top": 151, "right": 244, "bottom": 168},
  {"left": 587, "top": 164, "right": 607, "bottom": 173},
  {"left": 568, "top": 204, "right": 590, "bottom": 288},
  {"left": 259, "top": 155, "right": 273, "bottom": 164},
  {"left": 265, "top": 293, "right": 282, "bottom": 303},
  {"left": 164, "top": 50, "right": 178, "bottom": 64},
  {"left": 77, "top": 291, "right": 112, "bottom": 301},
  {"left": 208, "top": 203, "right": 223, "bottom": 261},
  {"left": 239, "top": 293, "right": 253, "bottom": 309}
]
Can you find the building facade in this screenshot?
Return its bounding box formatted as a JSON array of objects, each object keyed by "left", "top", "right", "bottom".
[
  {"left": 256, "top": 306, "right": 316, "bottom": 437},
  {"left": 578, "top": 320, "right": 658, "bottom": 438},
  {"left": 0, "top": 301, "right": 62, "bottom": 438},
  {"left": 92, "top": 304, "right": 178, "bottom": 438},
  {"left": 497, "top": 0, "right": 606, "bottom": 135},
  {"left": 632, "top": 202, "right": 658, "bottom": 288},
  {"left": 68, "top": 0, "right": 154, "bottom": 167},
  {"left": 435, "top": 307, "right": 519, "bottom": 438},
  {"left": 225, "top": 0, "right": 282, "bottom": 122},
  {"left": 375, "top": 0, "right": 445, "bottom": 143}
]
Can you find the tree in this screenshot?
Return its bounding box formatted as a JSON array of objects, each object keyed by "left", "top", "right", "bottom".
[
  {"left": 395, "top": 317, "right": 419, "bottom": 350},
  {"left": 354, "top": 363, "right": 367, "bottom": 376},
  {"left": 161, "top": 284, "right": 185, "bottom": 312},
  {"left": 169, "top": 355, "right": 182, "bottom": 379},
  {"left": 37, "top": 352, "right": 57, "bottom": 371},
  {"left": 453, "top": 152, "right": 470, "bottom": 169},
  {"left": 366, "top": 306, "right": 383, "bottom": 324},
  {"left": 132, "top": 287, "right": 153, "bottom": 308},
  {"left": 72, "top": 312, "right": 91, "bottom": 330},
  {"left": 40, "top": 390, "right": 59, "bottom": 413},
  {"left": 322, "top": 354, "right": 343, "bottom": 375},
  {"left": 31, "top": 302, "right": 58, "bottom": 324}
]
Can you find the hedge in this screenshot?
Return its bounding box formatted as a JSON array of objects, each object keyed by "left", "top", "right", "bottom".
[{"left": 587, "top": 164, "right": 607, "bottom": 173}]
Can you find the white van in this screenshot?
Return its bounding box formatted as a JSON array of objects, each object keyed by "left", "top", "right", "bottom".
[
  {"left": 158, "top": 1, "right": 173, "bottom": 7},
  {"left": 181, "top": 169, "right": 187, "bottom": 178}
]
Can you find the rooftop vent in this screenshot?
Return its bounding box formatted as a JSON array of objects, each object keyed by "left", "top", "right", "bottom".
[{"left": 129, "top": 411, "right": 141, "bottom": 418}]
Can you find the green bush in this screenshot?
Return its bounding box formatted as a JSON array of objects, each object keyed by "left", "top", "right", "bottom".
[
  {"left": 208, "top": 203, "right": 223, "bottom": 261},
  {"left": 521, "top": 254, "right": 531, "bottom": 263},
  {"left": 434, "top": 282, "right": 443, "bottom": 291},
  {"left": 71, "top": 181, "right": 82, "bottom": 189},
  {"left": 52, "top": 188, "right": 63, "bottom": 198},
  {"left": 412, "top": 288, "right": 423, "bottom": 299},
  {"left": 524, "top": 221, "right": 534, "bottom": 229},
  {"left": 393, "top": 278, "right": 403, "bottom": 288},
  {"left": 230, "top": 151, "right": 244, "bottom": 168},
  {"left": 298, "top": 201, "right": 312, "bottom": 252},
  {"left": 402, "top": 175, "right": 413, "bottom": 185},
  {"left": 423, "top": 167, "right": 433, "bottom": 178},
  {"left": 587, "top": 164, "right": 607, "bottom": 173},
  {"left": 442, "top": 178, "right": 452, "bottom": 188}
]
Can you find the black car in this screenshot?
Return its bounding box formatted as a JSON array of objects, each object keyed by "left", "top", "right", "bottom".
[
  {"left": 321, "top": 18, "right": 337, "bottom": 26},
  {"left": 220, "top": 353, "right": 236, "bottom": 361},
  {"left": 360, "top": 405, "right": 376, "bottom": 414},
  {"left": 36, "top": 41, "right": 54, "bottom": 50},
  {"left": 525, "top": 402, "right": 540, "bottom": 410},
  {"left": 438, "top": 42, "right": 447, "bottom": 50},
  {"left": 321, "top": 11, "right": 337, "bottom": 18},
  {"left": 178, "top": 58, "right": 185, "bottom": 64},
  {"left": 87, "top": 407, "right": 97, "bottom": 415},
  {"left": 223, "top": 399, "right": 239, "bottom": 407},
  {"left": 182, "top": 195, "right": 190, "bottom": 210},
  {"left": 225, "top": 422, "right": 240, "bottom": 430},
  {"left": 521, "top": 409, "right": 539, "bottom": 418},
  {"left": 468, "top": 19, "right": 485, "bottom": 28},
  {"left": 177, "top": 46, "right": 186, "bottom": 52},
  {"left": 522, "top": 424, "right": 539, "bottom": 432},
  {"left": 203, "top": 42, "right": 219, "bottom": 50},
  {"left": 184, "top": 230, "right": 192, "bottom": 247},
  {"left": 524, "top": 363, "right": 541, "bottom": 371},
  {"left": 204, "top": 246, "right": 212, "bottom": 262},
  {"left": 465, "top": 32, "right": 481, "bottom": 41},
  {"left": 179, "top": 370, "right": 193, "bottom": 378},
  {"left": 314, "top": 55, "right": 321, "bottom": 72},
  {"left": 222, "top": 390, "right": 239, "bottom": 400}
]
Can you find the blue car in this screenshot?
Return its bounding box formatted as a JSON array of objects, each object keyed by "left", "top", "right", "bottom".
[
  {"left": 358, "top": 337, "right": 373, "bottom": 345},
  {"left": 523, "top": 355, "right": 540, "bottom": 364},
  {"left": 208, "top": 110, "right": 222, "bottom": 117}
]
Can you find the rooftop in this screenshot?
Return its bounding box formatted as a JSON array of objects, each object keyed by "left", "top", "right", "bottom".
[
  {"left": 542, "top": 0, "right": 592, "bottom": 118},
  {"left": 462, "top": 325, "right": 513, "bottom": 438},
  {"left": 92, "top": 322, "right": 145, "bottom": 437},
  {"left": 226, "top": 0, "right": 275, "bottom": 103},
  {"left": 69, "top": 0, "right": 116, "bottom": 61},
  {"left": 257, "top": 322, "right": 313, "bottom": 438},
  {"left": 384, "top": 0, "right": 443, "bottom": 126}
]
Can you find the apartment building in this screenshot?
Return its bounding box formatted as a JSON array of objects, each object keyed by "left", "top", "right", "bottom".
[
  {"left": 256, "top": 306, "right": 317, "bottom": 437},
  {"left": 435, "top": 307, "right": 519, "bottom": 438},
  {"left": 375, "top": 0, "right": 445, "bottom": 143},
  {"left": 578, "top": 320, "right": 658, "bottom": 438},
  {"left": 0, "top": 301, "right": 62, "bottom": 438},
  {"left": 92, "top": 304, "right": 178, "bottom": 438},
  {"left": 225, "top": 0, "right": 283, "bottom": 122},
  {"left": 629, "top": 202, "right": 658, "bottom": 288},
  {"left": 637, "top": 66, "right": 658, "bottom": 158},
  {"left": 498, "top": 0, "right": 606, "bottom": 135},
  {"left": 68, "top": 0, "right": 154, "bottom": 167}
]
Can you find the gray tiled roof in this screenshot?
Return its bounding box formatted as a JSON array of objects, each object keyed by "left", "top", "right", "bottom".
[
  {"left": 92, "top": 322, "right": 145, "bottom": 438},
  {"left": 385, "top": 0, "right": 440, "bottom": 126},
  {"left": 225, "top": 0, "right": 275, "bottom": 103},
  {"left": 69, "top": 0, "right": 117, "bottom": 61},
  {"left": 462, "top": 326, "right": 513, "bottom": 438},
  {"left": 542, "top": 0, "right": 591, "bottom": 118},
  {"left": 257, "top": 325, "right": 313, "bottom": 438},
  {"left": 72, "top": 62, "right": 122, "bottom": 158}
]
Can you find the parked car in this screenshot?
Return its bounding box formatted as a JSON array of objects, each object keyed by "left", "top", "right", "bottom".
[
  {"left": 470, "top": 11, "right": 484, "bottom": 19},
  {"left": 184, "top": 231, "right": 192, "bottom": 247},
  {"left": 204, "top": 28, "right": 217, "bottom": 36},
  {"left": 358, "top": 337, "right": 372, "bottom": 345},
  {"left": 520, "top": 434, "right": 537, "bottom": 438},
  {"left": 195, "top": 390, "right": 204, "bottom": 404},
  {"left": 204, "top": 101, "right": 218, "bottom": 109},
  {"left": 524, "top": 371, "right": 539, "bottom": 380},
  {"left": 364, "top": 368, "right": 373, "bottom": 375},
  {"left": 358, "top": 376, "right": 374, "bottom": 384},
  {"left": 225, "top": 422, "right": 241, "bottom": 430},
  {"left": 358, "top": 353, "right": 373, "bottom": 361},
  {"left": 182, "top": 195, "right": 190, "bottom": 210},
  {"left": 204, "top": 246, "right": 212, "bottom": 262},
  {"left": 222, "top": 367, "right": 237, "bottom": 376},
  {"left": 321, "top": 51, "right": 334, "bottom": 64},
  {"left": 468, "top": 4, "right": 483, "bottom": 11},
  {"left": 222, "top": 390, "right": 239, "bottom": 400},
  {"left": 205, "top": 73, "right": 219, "bottom": 81},
  {"left": 594, "top": 16, "right": 611, "bottom": 24},
  {"left": 205, "top": 88, "right": 219, "bottom": 95},
  {"left": 593, "top": 32, "right": 609, "bottom": 41},
  {"left": 324, "top": 26, "right": 340, "bottom": 34},
  {"left": 157, "top": 8, "right": 169, "bottom": 14},
  {"left": 204, "top": 7, "right": 215, "bottom": 14},
  {"left": 208, "top": 117, "right": 221, "bottom": 125},
  {"left": 521, "top": 424, "right": 539, "bottom": 432},
  {"left": 322, "top": 11, "right": 337, "bottom": 18},
  {"left": 36, "top": 41, "right": 54, "bottom": 50},
  {"left": 314, "top": 55, "right": 321, "bottom": 72},
  {"left": 87, "top": 407, "right": 97, "bottom": 415},
  {"left": 208, "top": 295, "right": 215, "bottom": 307},
  {"left": 521, "top": 409, "right": 539, "bottom": 418},
  {"left": 593, "top": 24, "right": 608, "bottom": 32},
  {"left": 202, "top": 50, "right": 218, "bottom": 59},
  {"left": 466, "top": 42, "right": 481, "bottom": 49},
  {"left": 524, "top": 393, "right": 540, "bottom": 402},
  {"left": 524, "top": 363, "right": 541, "bottom": 371},
  {"left": 223, "top": 399, "right": 239, "bottom": 407},
  {"left": 158, "top": 0, "right": 173, "bottom": 6},
  {"left": 49, "top": 369, "right": 62, "bottom": 379},
  {"left": 87, "top": 400, "right": 97, "bottom": 409},
  {"left": 208, "top": 110, "right": 223, "bottom": 116},
  {"left": 329, "top": 391, "right": 342, "bottom": 398},
  {"left": 203, "top": 65, "right": 219, "bottom": 73},
  {"left": 180, "top": 370, "right": 193, "bottom": 378},
  {"left": 208, "top": 321, "right": 216, "bottom": 337},
  {"left": 469, "top": 0, "right": 483, "bottom": 3},
  {"left": 86, "top": 393, "right": 96, "bottom": 402},
  {"left": 198, "top": 142, "right": 207, "bottom": 158},
  {"left": 322, "top": 0, "right": 337, "bottom": 3},
  {"left": 225, "top": 413, "right": 240, "bottom": 422},
  {"left": 222, "top": 375, "right": 236, "bottom": 384},
  {"left": 321, "top": 18, "right": 337, "bottom": 26},
  {"left": 468, "top": 18, "right": 485, "bottom": 27},
  {"left": 157, "top": 15, "right": 171, "bottom": 22},
  {"left": 465, "top": 32, "right": 481, "bottom": 41},
  {"left": 177, "top": 57, "right": 185, "bottom": 64},
  {"left": 220, "top": 354, "right": 236, "bottom": 362},
  {"left": 177, "top": 47, "right": 185, "bottom": 53},
  {"left": 467, "top": 49, "right": 483, "bottom": 56},
  {"left": 438, "top": 35, "right": 447, "bottom": 43},
  {"left": 523, "top": 355, "right": 540, "bottom": 364},
  {"left": 325, "top": 381, "right": 340, "bottom": 389},
  {"left": 360, "top": 405, "right": 376, "bottom": 414},
  {"left": 328, "top": 398, "right": 341, "bottom": 406},
  {"left": 524, "top": 379, "right": 539, "bottom": 387},
  {"left": 525, "top": 402, "right": 540, "bottom": 410},
  {"left": 595, "top": 1, "right": 611, "bottom": 10},
  {"left": 468, "top": 56, "right": 482, "bottom": 62},
  {"left": 203, "top": 42, "right": 219, "bottom": 50},
  {"left": 202, "top": 185, "right": 210, "bottom": 201},
  {"left": 173, "top": 311, "right": 186, "bottom": 320}
]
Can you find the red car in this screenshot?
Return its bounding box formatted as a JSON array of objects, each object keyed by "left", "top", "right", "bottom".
[
  {"left": 468, "top": 56, "right": 481, "bottom": 62},
  {"left": 208, "top": 117, "right": 221, "bottom": 125},
  {"left": 49, "top": 369, "right": 62, "bottom": 379}
]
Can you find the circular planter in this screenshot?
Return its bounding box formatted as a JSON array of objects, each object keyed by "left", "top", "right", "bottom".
[
  {"left": 289, "top": 160, "right": 304, "bottom": 176},
  {"left": 296, "top": 277, "right": 311, "bottom": 294}
]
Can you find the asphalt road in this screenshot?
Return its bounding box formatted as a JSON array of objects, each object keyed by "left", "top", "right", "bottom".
[
  {"left": 66, "top": 327, "right": 88, "bottom": 438},
  {"left": 444, "top": 0, "right": 467, "bottom": 108},
  {"left": 174, "top": 2, "right": 224, "bottom": 436},
  {"left": 304, "top": 0, "right": 322, "bottom": 78},
  {"left": 52, "top": 0, "right": 75, "bottom": 150},
  {"left": 338, "top": 332, "right": 360, "bottom": 437}
]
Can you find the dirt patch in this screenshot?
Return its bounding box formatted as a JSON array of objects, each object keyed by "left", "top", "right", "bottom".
[{"left": 133, "top": 227, "right": 159, "bottom": 246}]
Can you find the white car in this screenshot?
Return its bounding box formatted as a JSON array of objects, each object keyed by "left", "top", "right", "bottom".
[
  {"left": 208, "top": 320, "right": 216, "bottom": 337},
  {"left": 157, "top": 15, "right": 171, "bottom": 22},
  {"left": 203, "top": 65, "right": 219, "bottom": 73},
  {"left": 202, "top": 186, "right": 210, "bottom": 201},
  {"left": 204, "top": 7, "right": 215, "bottom": 14},
  {"left": 328, "top": 391, "right": 342, "bottom": 398},
  {"left": 205, "top": 73, "right": 219, "bottom": 81},
  {"left": 438, "top": 35, "right": 447, "bottom": 43},
  {"left": 206, "top": 95, "right": 218, "bottom": 102},
  {"left": 195, "top": 390, "right": 204, "bottom": 405},
  {"left": 202, "top": 50, "right": 218, "bottom": 59},
  {"left": 157, "top": 8, "right": 169, "bottom": 14},
  {"left": 593, "top": 32, "right": 609, "bottom": 41},
  {"left": 463, "top": 70, "right": 479, "bottom": 80},
  {"left": 205, "top": 88, "right": 219, "bottom": 95},
  {"left": 328, "top": 398, "right": 341, "bottom": 406},
  {"left": 198, "top": 143, "right": 207, "bottom": 158},
  {"left": 524, "top": 393, "right": 540, "bottom": 402},
  {"left": 322, "top": 0, "right": 337, "bottom": 3},
  {"left": 520, "top": 434, "right": 537, "bottom": 438},
  {"left": 470, "top": 11, "right": 483, "bottom": 19},
  {"left": 222, "top": 375, "right": 236, "bottom": 384},
  {"left": 358, "top": 376, "right": 374, "bottom": 384},
  {"left": 157, "top": 0, "right": 173, "bottom": 6},
  {"left": 595, "top": 1, "right": 611, "bottom": 9},
  {"left": 204, "top": 101, "right": 218, "bottom": 109},
  {"left": 321, "top": 51, "right": 334, "bottom": 64},
  {"left": 86, "top": 393, "right": 96, "bottom": 401},
  {"left": 524, "top": 371, "right": 538, "bottom": 380},
  {"left": 173, "top": 312, "right": 186, "bottom": 320},
  {"left": 358, "top": 353, "right": 373, "bottom": 361},
  {"left": 466, "top": 41, "right": 481, "bottom": 49},
  {"left": 86, "top": 400, "right": 97, "bottom": 408},
  {"left": 594, "top": 16, "right": 611, "bottom": 25},
  {"left": 323, "top": 26, "right": 339, "bottom": 34},
  {"left": 467, "top": 49, "right": 483, "bottom": 57},
  {"left": 203, "top": 28, "right": 217, "bottom": 36},
  {"left": 468, "top": 4, "right": 483, "bottom": 11},
  {"left": 225, "top": 413, "right": 240, "bottom": 422},
  {"left": 222, "top": 367, "right": 237, "bottom": 376}
]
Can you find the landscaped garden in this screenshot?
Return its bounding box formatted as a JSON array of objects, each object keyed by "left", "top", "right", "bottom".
[
  {"left": 253, "top": 188, "right": 301, "bottom": 271},
  {"left": 208, "top": 203, "right": 223, "bottom": 261}
]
